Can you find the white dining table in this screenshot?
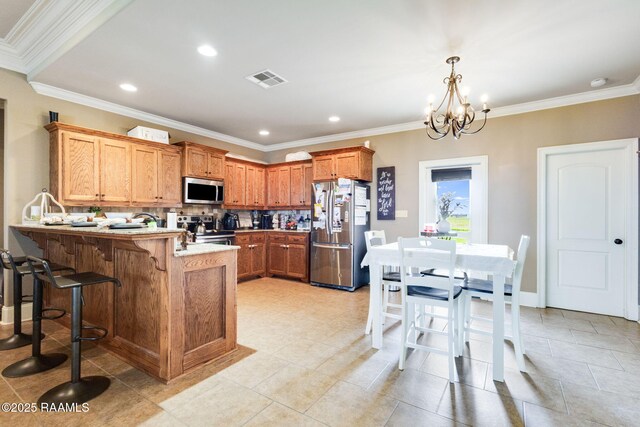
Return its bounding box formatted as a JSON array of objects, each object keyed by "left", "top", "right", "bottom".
[{"left": 361, "top": 241, "right": 516, "bottom": 382}]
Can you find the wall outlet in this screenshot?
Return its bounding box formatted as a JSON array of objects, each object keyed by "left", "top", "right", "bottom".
[{"left": 395, "top": 210, "right": 408, "bottom": 218}]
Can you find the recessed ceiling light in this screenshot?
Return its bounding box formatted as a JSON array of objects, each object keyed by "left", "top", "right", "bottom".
[
  {"left": 119, "top": 83, "right": 137, "bottom": 92},
  {"left": 590, "top": 77, "right": 608, "bottom": 88},
  {"left": 197, "top": 45, "right": 218, "bottom": 57},
  {"left": 259, "top": 130, "right": 270, "bottom": 136},
  {"left": 328, "top": 116, "right": 340, "bottom": 122}
]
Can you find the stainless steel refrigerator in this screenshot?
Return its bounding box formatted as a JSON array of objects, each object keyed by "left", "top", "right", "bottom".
[{"left": 310, "top": 180, "right": 370, "bottom": 291}]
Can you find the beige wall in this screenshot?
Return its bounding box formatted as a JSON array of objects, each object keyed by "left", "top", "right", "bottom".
[
  {"left": 0, "top": 68, "right": 266, "bottom": 304},
  {"left": 267, "top": 95, "right": 640, "bottom": 293}
]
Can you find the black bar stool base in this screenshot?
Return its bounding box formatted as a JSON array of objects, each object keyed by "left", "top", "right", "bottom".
[
  {"left": 2, "top": 353, "right": 68, "bottom": 378},
  {"left": 38, "top": 376, "right": 110, "bottom": 405},
  {"left": 0, "top": 333, "right": 43, "bottom": 351}
]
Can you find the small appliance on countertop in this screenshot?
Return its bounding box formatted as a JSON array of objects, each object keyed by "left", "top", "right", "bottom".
[
  {"left": 177, "top": 215, "right": 235, "bottom": 245},
  {"left": 260, "top": 214, "right": 273, "bottom": 229},
  {"left": 222, "top": 212, "right": 239, "bottom": 230}
]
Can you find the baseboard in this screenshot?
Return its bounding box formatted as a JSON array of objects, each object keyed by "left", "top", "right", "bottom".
[
  {"left": 0, "top": 303, "right": 33, "bottom": 325},
  {"left": 519, "top": 291, "right": 539, "bottom": 308}
]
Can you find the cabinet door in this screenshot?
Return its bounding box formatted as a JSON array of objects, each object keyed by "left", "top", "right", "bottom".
[
  {"left": 158, "top": 150, "right": 182, "bottom": 205},
  {"left": 286, "top": 243, "right": 308, "bottom": 280},
  {"left": 131, "top": 146, "right": 159, "bottom": 204},
  {"left": 185, "top": 147, "right": 209, "bottom": 178},
  {"left": 245, "top": 165, "right": 256, "bottom": 207},
  {"left": 266, "top": 167, "right": 279, "bottom": 207},
  {"left": 312, "top": 154, "right": 334, "bottom": 181},
  {"left": 278, "top": 166, "right": 291, "bottom": 206},
  {"left": 236, "top": 235, "right": 252, "bottom": 280},
  {"left": 289, "top": 165, "right": 304, "bottom": 207},
  {"left": 61, "top": 131, "right": 100, "bottom": 202},
  {"left": 100, "top": 138, "right": 130, "bottom": 204},
  {"left": 207, "top": 153, "right": 225, "bottom": 180},
  {"left": 303, "top": 163, "right": 313, "bottom": 206},
  {"left": 252, "top": 240, "right": 266, "bottom": 276},
  {"left": 267, "top": 240, "right": 287, "bottom": 276},
  {"left": 224, "top": 163, "right": 235, "bottom": 205},
  {"left": 335, "top": 152, "right": 359, "bottom": 179},
  {"left": 234, "top": 163, "right": 246, "bottom": 206},
  {"left": 255, "top": 167, "right": 266, "bottom": 207}
]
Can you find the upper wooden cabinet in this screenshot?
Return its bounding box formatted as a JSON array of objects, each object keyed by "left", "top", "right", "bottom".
[
  {"left": 266, "top": 161, "right": 312, "bottom": 209},
  {"left": 224, "top": 158, "right": 265, "bottom": 209},
  {"left": 311, "top": 146, "right": 374, "bottom": 181},
  {"left": 47, "top": 122, "right": 182, "bottom": 207},
  {"left": 175, "top": 141, "right": 227, "bottom": 180}
]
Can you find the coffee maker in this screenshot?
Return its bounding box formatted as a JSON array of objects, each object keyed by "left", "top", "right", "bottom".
[{"left": 260, "top": 214, "right": 273, "bottom": 229}]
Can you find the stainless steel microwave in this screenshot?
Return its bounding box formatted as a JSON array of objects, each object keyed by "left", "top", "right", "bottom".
[{"left": 183, "top": 177, "right": 224, "bottom": 204}]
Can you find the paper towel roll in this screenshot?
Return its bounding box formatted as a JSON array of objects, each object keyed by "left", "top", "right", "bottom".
[{"left": 166, "top": 212, "right": 177, "bottom": 229}]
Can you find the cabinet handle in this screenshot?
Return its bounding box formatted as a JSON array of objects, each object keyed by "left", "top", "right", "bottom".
[
  {"left": 159, "top": 196, "right": 163, "bottom": 199},
  {"left": 95, "top": 193, "right": 99, "bottom": 197}
]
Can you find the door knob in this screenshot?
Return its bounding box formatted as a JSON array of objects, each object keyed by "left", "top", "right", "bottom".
[{"left": 614, "top": 239, "right": 623, "bottom": 245}]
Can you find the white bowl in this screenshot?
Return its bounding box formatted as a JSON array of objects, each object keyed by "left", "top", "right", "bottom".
[
  {"left": 86, "top": 212, "right": 96, "bottom": 219},
  {"left": 104, "top": 212, "right": 133, "bottom": 219}
]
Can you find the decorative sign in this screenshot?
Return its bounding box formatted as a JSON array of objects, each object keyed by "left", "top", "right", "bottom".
[{"left": 377, "top": 166, "right": 395, "bottom": 220}]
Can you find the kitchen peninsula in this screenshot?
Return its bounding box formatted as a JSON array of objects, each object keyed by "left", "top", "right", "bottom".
[{"left": 12, "top": 224, "right": 238, "bottom": 383}]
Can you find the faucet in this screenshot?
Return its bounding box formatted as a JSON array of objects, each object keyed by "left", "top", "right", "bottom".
[{"left": 133, "top": 212, "right": 160, "bottom": 222}]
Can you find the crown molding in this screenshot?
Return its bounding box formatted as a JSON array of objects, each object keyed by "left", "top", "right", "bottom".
[
  {"left": 0, "top": 0, "right": 133, "bottom": 78},
  {"left": 29, "top": 81, "right": 266, "bottom": 152}
]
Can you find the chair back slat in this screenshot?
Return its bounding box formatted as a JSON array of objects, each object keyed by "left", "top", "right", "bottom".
[
  {"left": 0, "top": 249, "right": 18, "bottom": 271},
  {"left": 25, "top": 256, "right": 59, "bottom": 287},
  {"left": 399, "top": 237, "right": 457, "bottom": 292},
  {"left": 511, "top": 235, "right": 530, "bottom": 295}
]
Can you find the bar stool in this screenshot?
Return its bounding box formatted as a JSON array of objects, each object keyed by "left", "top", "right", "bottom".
[
  {"left": 2, "top": 255, "right": 73, "bottom": 377},
  {"left": 0, "top": 249, "right": 68, "bottom": 350},
  {"left": 26, "top": 256, "right": 121, "bottom": 405}
]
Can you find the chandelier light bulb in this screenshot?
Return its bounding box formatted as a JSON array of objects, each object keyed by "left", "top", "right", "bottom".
[
  {"left": 427, "top": 94, "right": 436, "bottom": 104},
  {"left": 480, "top": 94, "right": 489, "bottom": 103}
]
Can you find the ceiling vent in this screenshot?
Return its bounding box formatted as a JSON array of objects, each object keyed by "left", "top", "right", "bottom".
[{"left": 246, "top": 69, "right": 288, "bottom": 89}]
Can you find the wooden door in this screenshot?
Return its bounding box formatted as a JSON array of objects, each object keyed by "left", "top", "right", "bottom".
[
  {"left": 312, "top": 154, "right": 334, "bottom": 180},
  {"left": 234, "top": 163, "right": 246, "bottom": 206},
  {"left": 235, "top": 234, "right": 252, "bottom": 280},
  {"left": 224, "top": 163, "right": 235, "bottom": 205},
  {"left": 286, "top": 243, "right": 308, "bottom": 280},
  {"left": 252, "top": 234, "right": 266, "bottom": 276},
  {"left": 289, "top": 165, "right": 304, "bottom": 207},
  {"left": 158, "top": 150, "right": 182, "bottom": 205},
  {"left": 245, "top": 165, "right": 256, "bottom": 207},
  {"left": 267, "top": 237, "right": 287, "bottom": 276},
  {"left": 185, "top": 147, "right": 208, "bottom": 178},
  {"left": 255, "top": 167, "right": 265, "bottom": 207},
  {"left": 61, "top": 131, "right": 100, "bottom": 202},
  {"left": 303, "top": 163, "right": 313, "bottom": 207},
  {"left": 266, "top": 167, "right": 279, "bottom": 207},
  {"left": 207, "top": 153, "right": 225, "bottom": 180},
  {"left": 277, "top": 166, "right": 291, "bottom": 206},
  {"left": 335, "top": 152, "right": 359, "bottom": 179},
  {"left": 131, "top": 146, "right": 159, "bottom": 204},
  {"left": 100, "top": 138, "right": 130, "bottom": 203}
]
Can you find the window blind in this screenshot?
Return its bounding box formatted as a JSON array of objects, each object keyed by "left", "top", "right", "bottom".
[{"left": 431, "top": 167, "right": 472, "bottom": 182}]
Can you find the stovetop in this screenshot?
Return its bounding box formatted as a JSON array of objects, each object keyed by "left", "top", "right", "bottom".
[{"left": 177, "top": 215, "right": 234, "bottom": 236}]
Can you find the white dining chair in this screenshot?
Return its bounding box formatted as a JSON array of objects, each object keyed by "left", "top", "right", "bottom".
[
  {"left": 364, "top": 230, "right": 402, "bottom": 335},
  {"left": 398, "top": 237, "right": 464, "bottom": 383},
  {"left": 461, "top": 235, "right": 530, "bottom": 371}
]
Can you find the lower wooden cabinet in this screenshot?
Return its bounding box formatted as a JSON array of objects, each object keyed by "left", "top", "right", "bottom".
[
  {"left": 266, "top": 232, "right": 309, "bottom": 282},
  {"left": 237, "top": 232, "right": 309, "bottom": 282},
  {"left": 236, "top": 232, "right": 266, "bottom": 281}
]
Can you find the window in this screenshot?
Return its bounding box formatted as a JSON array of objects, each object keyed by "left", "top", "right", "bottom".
[{"left": 418, "top": 156, "right": 488, "bottom": 244}]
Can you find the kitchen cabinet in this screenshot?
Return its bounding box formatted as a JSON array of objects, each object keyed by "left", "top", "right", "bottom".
[
  {"left": 311, "top": 146, "right": 374, "bottom": 182},
  {"left": 289, "top": 163, "right": 313, "bottom": 208},
  {"left": 176, "top": 141, "right": 227, "bottom": 180},
  {"left": 236, "top": 232, "right": 266, "bottom": 281},
  {"left": 266, "top": 161, "right": 311, "bottom": 209},
  {"left": 267, "top": 232, "right": 309, "bottom": 282},
  {"left": 245, "top": 164, "right": 266, "bottom": 208},
  {"left": 224, "top": 160, "right": 249, "bottom": 207},
  {"left": 48, "top": 122, "right": 183, "bottom": 207}
]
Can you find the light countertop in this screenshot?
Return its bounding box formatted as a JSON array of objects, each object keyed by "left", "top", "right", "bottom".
[
  {"left": 12, "top": 223, "right": 182, "bottom": 239},
  {"left": 235, "top": 229, "right": 310, "bottom": 233},
  {"left": 174, "top": 243, "right": 239, "bottom": 257}
]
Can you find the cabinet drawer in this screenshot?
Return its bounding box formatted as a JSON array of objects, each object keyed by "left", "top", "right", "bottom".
[
  {"left": 287, "top": 234, "right": 308, "bottom": 243},
  {"left": 235, "top": 234, "right": 251, "bottom": 245},
  {"left": 268, "top": 233, "right": 287, "bottom": 243},
  {"left": 252, "top": 233, "right": 266, "bottom": 243}
]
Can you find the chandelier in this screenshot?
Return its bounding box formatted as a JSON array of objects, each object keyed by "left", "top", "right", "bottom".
[{"left": 424, "top": 56, "right": 490, "bottom": 140}]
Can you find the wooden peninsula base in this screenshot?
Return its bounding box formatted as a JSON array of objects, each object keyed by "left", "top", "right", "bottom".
[{"left": 12, "top": 225, "right": 238, "bottom": 383}]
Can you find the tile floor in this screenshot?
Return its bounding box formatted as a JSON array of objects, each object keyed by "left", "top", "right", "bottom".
[{"left": 1, "top": 277, "right": 640, "bottom": 426}]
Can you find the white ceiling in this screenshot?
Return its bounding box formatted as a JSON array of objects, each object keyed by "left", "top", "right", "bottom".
[
  {"left": 0, "top": 0, "right": 35, "bottom": 38},
  {"left": 7, "top": 0, "right": 640, "bottom": 147}
]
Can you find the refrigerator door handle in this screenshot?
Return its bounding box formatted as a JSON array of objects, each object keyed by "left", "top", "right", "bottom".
[
  {"left": 312, "top": 243, "right": 350, "bottom": 250},
  {"left": 327, "top": 186, "right": 333, "bottom": 235}
]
